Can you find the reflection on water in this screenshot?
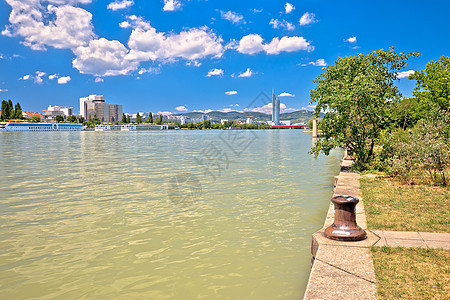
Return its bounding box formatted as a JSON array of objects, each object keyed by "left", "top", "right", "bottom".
[{"left": 0, "top": 130, "right": 341, "bottom": 299}]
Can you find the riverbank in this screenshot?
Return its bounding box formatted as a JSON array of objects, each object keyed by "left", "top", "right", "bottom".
[
  {"left": 303, "top": 159, "right": 379, "bottom": 299},
  {"left": 303, "top": 160, "right": 450, "bottom": 299}
]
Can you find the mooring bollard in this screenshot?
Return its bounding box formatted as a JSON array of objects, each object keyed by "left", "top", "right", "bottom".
[{"left": 324, "top": 195, "right": 367, "bottom": 241}]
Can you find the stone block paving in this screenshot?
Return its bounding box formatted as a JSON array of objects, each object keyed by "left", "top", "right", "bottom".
[{"left": 372, "top": 230, "right": 450, "bottom": 250}]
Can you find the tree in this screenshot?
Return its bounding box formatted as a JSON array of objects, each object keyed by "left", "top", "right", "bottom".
[
  {"left": 7, "top": 99, "right": 14, "bottom": 119},
  {"left": 148, "top": 112, "right": 153, "bottom": 123},
  {"left": 309, "top": 46, "right": 420, "bottom": 170},
  {"left": 410, "top": 55, "right": 450, "bottom": 113},
  {"left": 92, "top": 114, "right": 101, "bottom": 125},
  {"left": 13, "top": 102, "right": 23, "bottom": 119},
  {"left": 122, "top": 113, "right": 127, "bottom": 123},
  {"left": 67, "top": 115, "right": 77, "bottom": 123},
  {"left": 126, "top": 114, "right": 130, "bottom": 123},
  {"left": 1, "top": 100, "right": 8, "bottom": 120},
  {"left": 203, "top": 119, "right": 211, "bottom": 129},
  {"left": 78, "top": 116, "right": 85, "bottom": 123},
  {"left": 31, "top": 115, "right": 41, "bottom": 122},
  {"left": 55, "top": 115, "right": 64, "bottom": 123},
  {"left": 136, "top": 112, "right": 142, "bottom": 124},
  {"left": 155, "top": 114, "right": 163, "bottom": 125}
]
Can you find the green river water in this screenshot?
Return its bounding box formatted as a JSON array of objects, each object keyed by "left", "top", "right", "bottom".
[{"left": 0, "top": 130, "right": 341, "bottom": 299}]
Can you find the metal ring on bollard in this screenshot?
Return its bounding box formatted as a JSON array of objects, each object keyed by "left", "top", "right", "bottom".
[{"left": 324, "top": 195, "right": 367, "bottom": 241}]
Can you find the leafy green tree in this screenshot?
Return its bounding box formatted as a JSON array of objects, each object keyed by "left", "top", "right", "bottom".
[
  {"left": 1, "top": 100, "right": 8, "bottom": 120},
  {"left": 155, "top": 114, "right": 163, "bottom": 125},
  {"left": 309, "top": 46, "right": 420, "bottom": 170},
  {"left": 187, "top": 121, "right": 194, "bottom": 129},
  {"left": 92, "top": 114, "right": 101, "bottom": 125},
  {"left": 195, "top": 122, "right": 203, "bottom": 130},
  {"left": 78, "top": 116, "right": 85, "bottom": 123},
  {"left": 126, "top": 114, "right": 130, "bottom": 123},
  {"left": 203, "top": 119, "right": 211, "bottom": 129},
  {"left": 14, "top": 102, "right": 23, "bottom": 119},
  {"left": 8, "top": 99, "right": 14, "bottom": 119},
  {"left": 410, "top": 55, "right": 450, "bottom": 113},
  {"left": 136, "top": 112, "right": 142, "bottom": 124},
  {"left": 121, "top": 113, "right": 127, "bottom": 123},
  {"left": 55, "top": 115, "right": 64, "bottom": 123},
  {"left": 147, "top": 112, "right": 153, "bottom": 123},
  {"left": 31, "top": 115, "right": 41, "bottom": 122},
  {"left": 67, "top": 115, "right": 77, "bottom": 123},
  {"left": 389, "top": 97, "right": 424, "bottom": 129}
]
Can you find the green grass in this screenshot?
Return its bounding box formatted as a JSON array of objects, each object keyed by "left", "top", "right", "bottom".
[
  {"left": 361, "top": 177, "right": 449, "bottom": 232},
  {"left": 371, "top": 247, "right": 449, "bottom": 299}
]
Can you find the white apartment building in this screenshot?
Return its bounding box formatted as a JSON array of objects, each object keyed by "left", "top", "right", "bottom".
[{"left": 80, "top": 95, "right": 122, "bottom": 123}]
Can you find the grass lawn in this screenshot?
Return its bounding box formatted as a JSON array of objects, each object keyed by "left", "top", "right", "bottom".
[
  {"left": 360, "top": 177, "right": 449, "bottom": 232},
  {"left": 371, "top": 247, "right": 449, "bottom": 299}
]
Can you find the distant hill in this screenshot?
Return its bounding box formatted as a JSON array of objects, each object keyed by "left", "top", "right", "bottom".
[{"left": 172, "top": 110, "right": 323, "bottom": 124}]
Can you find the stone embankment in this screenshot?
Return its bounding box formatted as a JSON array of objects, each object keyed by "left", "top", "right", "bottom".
[
  {"left": 303, "top": 159, "right": 379, "bottom": 299},
  {"left": 303, "top": 159, "right": 450, "bottom": 299}
]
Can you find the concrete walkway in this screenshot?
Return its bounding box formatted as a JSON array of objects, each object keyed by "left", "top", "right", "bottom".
[
  {"left": 372, "top": 230, "right": 450, "bottom": 249},
  {"left": 303, "top": 159, "right": 450, "bottom": 300}
]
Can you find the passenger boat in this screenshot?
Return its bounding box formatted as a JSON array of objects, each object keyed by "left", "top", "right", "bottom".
[{"left": 1, "top": 122, "right": 84, "bottom": 131}]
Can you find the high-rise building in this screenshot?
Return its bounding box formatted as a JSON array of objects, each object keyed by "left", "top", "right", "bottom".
[
  {"left": 79, "top": 95, "right": 122, "bottom": 123},
  {"left": 272, "top": 91, "right": 280, "bottom": 125}
]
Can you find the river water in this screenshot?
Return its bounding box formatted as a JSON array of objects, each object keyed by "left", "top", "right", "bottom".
[{"left": 0, "top": 130, "right": 341, "bottom": 299}]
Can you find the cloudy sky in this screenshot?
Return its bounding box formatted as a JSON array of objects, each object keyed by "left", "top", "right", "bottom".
[{"left": 0, "top": 0, "right": 448, "bottom": 115}]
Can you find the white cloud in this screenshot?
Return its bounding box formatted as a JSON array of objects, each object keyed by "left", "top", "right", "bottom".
[
  {"left": 157, "top": 111, "right": 173, "bottom": 116},
  {"left": 107, "top": 0, "right": 134, "bottom": 11},
  {"left": 0, "top": 88, "right": 8, "bottom": 92},
  {"left": 73, "top": 38, "right": 139, "bottom": 76},
  {"left": 119, "top": 21, "right": 131, "bottom": 28},
  {"left": 397, "top": 70, "right": 415, "bottom": 79},
  {"left": 264, "top": 36, "right": 314, "bottom": 54},
  {"left": 193, "top": 109, "right": 213, "bottom": 114},
  {"left": 206, "top": 68, "right": 223, "bottom": 77},
  {"left": 20, "top": 75, "right": 31, "bottom": 80},
  {"left": 252, "top": 8, "right": 263, "bottom": 13},
  {"left": 49, "top": 74, "right": 58, "bottom": 80},
  {"left": 299, "top": 12, "right": 317, "bottom": 26},
  {"left": 300, "top": 58, "right": 327, "bottom": 67},
  {"left": 57, "top": 76, "right": 71, "bottom": 84},
  {"left": 244, "top": 102, "right": 296, "bottom": 114},
  {"left": 138, "top": 66, "right": 161, "bottom": 75},
  {"left": 237, "top": 34, "right": 265, "bottom": 54},
  {"left": 186, "top": 60, "right": 201, "bottom": 67},
  {"left": 346, "top": 36, "right": 357, "bottom": 43},
  {"left": 270, "top": 19, "right": 295, "bottom": 31},
  {"left": 278, "top": 92, "right": 295, "bottom": 97},
  {"left": 237, "top": 34, "right": 313, "bottom": 55},
  {"left": 3, "top": 2, "right": 95, "bottom": 51},
  {"left": 225, "top": 90, "right": 238, "bottom": 95},
  {"left": 175, "top": 105, "right": 188, "bottom": 111},
  {"left": 95, "top": 77, "right": 104, "bottom": 83},
  {"left": 238, "top": 68, "right": 254, "bottom": 78},
  {"left": 220, "top": 10, "right": 245, "bottom": 24},
  {"left": 163, "top": 0, "right": 181, "bottom": 11},
  {"left": 34, "top": 71, "right": 46, "bottom": 84},
  {"left": 127, "top": 20, "right": 224, "bottom": 63},
  {"left": 285, "top": 3, "right": 295, "bottom": 14}
]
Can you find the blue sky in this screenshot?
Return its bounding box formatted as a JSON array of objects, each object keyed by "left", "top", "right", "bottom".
[{"left": 0, "top": 0, "right": 449, "bottom": 115}]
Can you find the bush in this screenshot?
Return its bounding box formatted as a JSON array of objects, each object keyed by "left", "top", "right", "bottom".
[{"left": 379, "top": 107, "right": 450, "bottom": 185}]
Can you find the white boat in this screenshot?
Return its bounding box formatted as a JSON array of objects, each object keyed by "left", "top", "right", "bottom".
[{"left": 1, "top": 122, "right": 84, "bottom": 131}]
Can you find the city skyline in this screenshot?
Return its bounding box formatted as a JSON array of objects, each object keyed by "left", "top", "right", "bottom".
[{"left": 0, "top": 0, "right": 449, "bottom": 115}]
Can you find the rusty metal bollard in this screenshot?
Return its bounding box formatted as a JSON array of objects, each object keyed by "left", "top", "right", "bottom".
[{"left": 324, "top": 195, "right": 367, "bottom": 241}]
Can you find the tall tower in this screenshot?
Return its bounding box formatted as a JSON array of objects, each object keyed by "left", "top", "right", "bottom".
[{"left": 272, "top": 90, "right": 280, "bottom": 125}]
